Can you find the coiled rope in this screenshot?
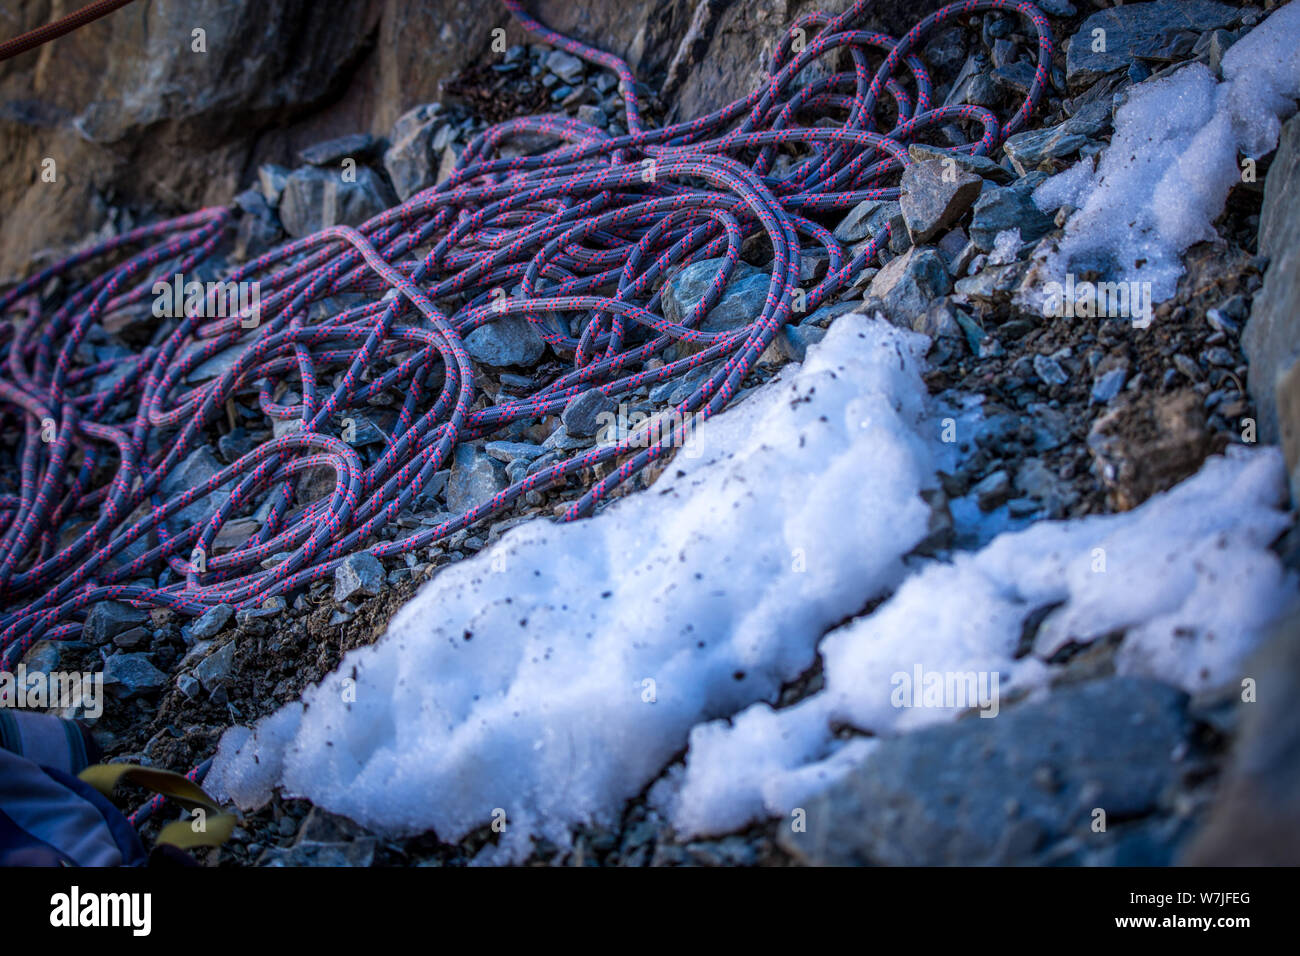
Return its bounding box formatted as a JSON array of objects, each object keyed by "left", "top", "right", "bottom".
[{"left": 0, "top": 0, "right": 1054, "bottom": 682}]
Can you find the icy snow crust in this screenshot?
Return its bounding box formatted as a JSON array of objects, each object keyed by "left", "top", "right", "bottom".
[
  {"left": 210, "top": 309, "right": 1297, "bottom": 854},
  {"left": 209, "top": 315, "right": 939, "bottom": 859},
  {"left": 1033, "top": 1, "right": 1300, "bottom": 303},
  {"left": 670, "top": 447, "right": 1296, "bottom": 837}
]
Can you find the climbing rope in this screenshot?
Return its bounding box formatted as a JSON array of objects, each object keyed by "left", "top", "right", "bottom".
[
  {"left": 0, "top": 0, "right": 1054, "bottom": 677},
  {"left": 0, "top": 0, "right": 138, "bottom": 62}
]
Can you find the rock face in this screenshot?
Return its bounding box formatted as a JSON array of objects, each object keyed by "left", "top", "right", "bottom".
[
  {"left": 780, "top": 678, "right": 1193, "bottom": 866},
  {"left": 0, "top": 0, "right": 957, "bottom": 279},
  {"left": 0, "top": 0, "right": 382, "bottom": 276},
  {"left": 1183, "top": 612, "right": 1300, "bottom": 866},
  {"left": 1244, "top": 113, "right": 1300, "bottom": 504}
]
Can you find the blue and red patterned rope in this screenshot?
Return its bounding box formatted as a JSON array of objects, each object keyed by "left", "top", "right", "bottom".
[{"left": 0, "top": 1, "right": 1055, "bottom": 698}]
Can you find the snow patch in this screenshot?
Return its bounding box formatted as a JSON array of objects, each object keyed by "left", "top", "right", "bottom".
[
  {"left": 207, "top": 314, "right": 940, "bottom": 860},
  {"left": 670, "top": 447, "right": 1296, "bottom": 838},
  {"left": 1031, "top": 2, "right": 1300, "bottom": 303}
]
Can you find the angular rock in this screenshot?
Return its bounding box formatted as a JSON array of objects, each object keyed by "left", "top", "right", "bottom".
[
  {"left": 1088, "top": 389, "right": 1221, "bottom": 511},
  {"left": 277, "top": 165, "right": 396, "bottom": 238},
  {"left": 446, "top": 444, "right": 507, "bottom": 514},
  {"left": 1003, "top": 128, "right": 1088, "bottom": 176},
  {"left": 1066, "top": 0, "right": 1240, "bottom": 89},
  {"left": 969, "top": 183, "right": 1055, "bottom": 251},
  {"left": 190, "top": 603, "right": 234, "bottom": 641},
  {"left": 973, "top": 469, "right": 1012, "bottom": 511},
  {"left": 908, "top": 143, "right": 1016, "bottom": 185},
  {"left": 899, "top": 159, "right": 983, "bottom": 245},
  {"left": 484, "top": 440, "right": 545, "bottom": 463},
  {"left": 194, "top": 640, "right": 237, "bottom": 691},
  {"left": 662, "top": 258, "right": 770, "bottom": 334},
  {"left": 299, "top": 133, "right": 380, "bottom": 167},
  {"left": 333, "top": 552, "right": 385, "bottom": 603},
  {"left": 464, "top": 315, "right": 547, "bottom": 367},
  {"left": 258, "top": 164, "right": 290, "bottom": 207},
  {"left": 546, "top": 50, "right": 586, "bottom": 84},
  {"left": 866, "top": 247, "right": 952, "bottom": 325},
  {"left": 102, "top": 653, "right": 167, "bottom": 700},
  {"left": 383, "top": 103, "right": 443, "bottom": 201},
  {"left": 1090, "top": 366, "right": 1127, "bottom": 404},
  {"left": 780, "top": 677, "right": 1191, "bottom": 865},
  {"left": 561, "top": 389, "right": 618, "bottom": 438},
  {"left": 1032, "top": 353, "right": 1070, "bottom": 386},
  {"left": 83, "top": 601, "right": 150, "bottom": 647},
  {"left": 833, "top": 199, "right": 897, "bottom": 243}
]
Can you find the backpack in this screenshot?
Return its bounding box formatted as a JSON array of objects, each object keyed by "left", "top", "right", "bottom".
[{"left": 1, "top": 710, "right": 233, "bottom": 866}]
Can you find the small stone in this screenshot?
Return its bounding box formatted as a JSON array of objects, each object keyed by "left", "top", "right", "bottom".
[
  {"left": 974, "top": 470, "right": 1013, "bottom": 511},
  {"left": 561, "top": 389, "right": 618, "bottom": 437},
  {"left": 1203, "top": 347, "right": 1235, "bottom": 368},
  {"left": 383, "top": 104, "right": 442, "bottom": 200},
  {"left": 194, "top": 640, "right": 237, "bottom": 691},
  {"left": 907, "top": 144, "right": 1016, "bottom": 185},
  {"left": 102, "top": 653, "right": 167, "bottom": 699},
  {"left": 775, "top": 323, "right": 827, "bottom": 362},
  {"left": 969, "top": 184, "right": 1055, "bottom": 251},
  {"left": 464, "top": 315, "right": 547, "bottom": 367},
  {"left": 277, "top": 165, "right": 396, "bottom": 238},
  {"left": 867, "top": 247, "right": 953, "bottom": 325},
  {"left": 833, "top": 199, "right": 898, "bottom": 243},
  {"left": 177, "top": 674, "right": 202, "bottom": 699},
  {"left": 576, "top": 104, "right": 608, "bottom": 128},
  {"left": 1090, "top": 367, "right": 1127, "bottom": 404},
  {"left": 662, "top": 258, "right": 769, "bottom": 335},
  {"left": 545, "top": 50, "right": 585, "bottom": 84},
  {"left": 1002, "top": 127, "right": 1088, "bottom": 177},
  {"left": 1032, "top": 354, "right": 1070, "bottom": 387},
  {"left": 113, "top": 627, "right": 150, "bottom": 650},
  {"left": 484, "top": 441, "right": 545, "bottom": 463},
  {"left": 83, "top": 601, "right": 150, "bottom": 647},
  {"left": 190, "top": 603, "right": 234, "bottom": 640},
  {"left": 333, "top": 552, "right": 385, "bottom": 602},
  {"left": 1173, "top": 353, "right": 1202, "bottom": 382},
  {"left": 446, "top": 444, "right": 508, "bottom": 514}
]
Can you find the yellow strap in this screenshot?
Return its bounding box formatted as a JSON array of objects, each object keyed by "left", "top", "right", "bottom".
[
  {"left": 156, "top": 812, "right": 238, "bottom": 850},
  {"left": 78, "top": 763, "right": 223, "bottom": 815}
]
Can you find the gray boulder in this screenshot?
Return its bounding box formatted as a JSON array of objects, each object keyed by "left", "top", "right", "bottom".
[
  {"left": 781, "top": 677, "right": 1192, "bottom": 866},
  {"left": 278, "top": 165, "right": 396, "bottom": 238}
]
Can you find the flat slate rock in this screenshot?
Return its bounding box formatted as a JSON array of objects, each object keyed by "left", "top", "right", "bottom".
[{"left": 780, "top": 677, "right": 1191, "bottom": 866}]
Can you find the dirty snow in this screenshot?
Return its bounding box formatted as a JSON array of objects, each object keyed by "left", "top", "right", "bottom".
[
  {"left": 669, "top": 446, "right": 1297, "bottom": 838},
  {"left": 1032, "top": 1, "right": 1300, "bottom": 303},
  {"left": 208, "top": 314, "right": 942, "bottom": 861}
]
